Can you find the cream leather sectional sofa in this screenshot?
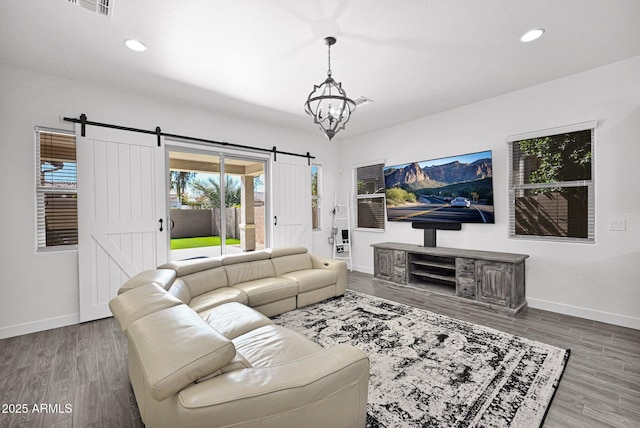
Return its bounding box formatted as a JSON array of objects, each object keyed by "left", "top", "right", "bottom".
[{"left": 109, "top": 247, "right": 370, "bottom": 428}]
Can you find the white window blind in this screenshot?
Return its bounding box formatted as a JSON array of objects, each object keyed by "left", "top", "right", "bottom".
[
  {"left": 508, "top": 122, "right": 595, "bottom": 243},
  {"left": 36, "top": 128, "right": 78, "bottom": 249},
  {"left": 353, "top": 162, "right": 385, "bottom": 230}
]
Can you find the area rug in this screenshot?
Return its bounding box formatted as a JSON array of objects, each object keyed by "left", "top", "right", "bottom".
[{"left": 272, "top": 290, "right": 570, "bottom": 428}]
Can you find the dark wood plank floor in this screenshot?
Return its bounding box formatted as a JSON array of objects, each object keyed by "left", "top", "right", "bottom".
[
  {"left": 1, "top": 271, "right": 638, "bottom": 427},
  {"left": 0, "top": 316, "right": 141, "bottom": 428}
]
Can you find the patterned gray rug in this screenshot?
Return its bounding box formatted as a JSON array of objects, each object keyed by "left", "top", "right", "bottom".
[{"left": 272, "top": 290, "right": 569, "bottom": 428}]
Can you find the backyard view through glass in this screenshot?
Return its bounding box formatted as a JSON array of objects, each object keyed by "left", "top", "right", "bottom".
[
  {"left": 170, "top": 236, "right": 241, "bottom": 250},
  {"left": 168, "top": 150, "right": 266, "bottom": 258}
]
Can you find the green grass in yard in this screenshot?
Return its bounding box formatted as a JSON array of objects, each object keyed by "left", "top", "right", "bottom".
[{"left": 170, "top": 236, "right": 241, "bottom": 250}]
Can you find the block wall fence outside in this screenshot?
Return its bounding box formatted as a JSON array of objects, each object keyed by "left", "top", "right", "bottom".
[{"left": 169, "top": 207, "right": 265, "bottom": 248}]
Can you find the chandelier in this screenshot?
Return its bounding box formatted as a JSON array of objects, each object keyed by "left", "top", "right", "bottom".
[{"left": 304, "top": 36, "right": 356, "bottom": 141}]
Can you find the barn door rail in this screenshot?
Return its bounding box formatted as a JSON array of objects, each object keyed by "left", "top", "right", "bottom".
[{"left": 63, "top": 114, "right": 315, "bottom": 164}]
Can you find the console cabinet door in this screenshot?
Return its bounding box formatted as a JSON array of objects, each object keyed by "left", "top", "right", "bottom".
[
  {"left": 456, "top": 258, "right": 476, "bottom": 298},
  {"left": 476, "top": 261, "right": 511, "bottom": 306},
  {"left": 374, "top": 248, "right": 394, "bottom": 281},
  {"left": 392, "top": 250, "right": 407, "bottom": 284}
]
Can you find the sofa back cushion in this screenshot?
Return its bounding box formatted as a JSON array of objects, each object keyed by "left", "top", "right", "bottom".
[
  {"left": 159, "top": 257, "right": 223, "bottom": 276},
  {"left": 127, "top": 305, "right": 236, "bottom": 402},
  {"left": 222, "top": 250, "right": 271, "bottom": 266},
  {"left": 268, "top": 246, "right": 308, "bottom": 258},
  {"left": 179, "top": 266, "right": 229, "bottom": 299},
  {"left": 167, "top": 278, "right": 192, "bottom": 304},
  {"left": 225, "top": 259, "right": 275, "bottom": 286},
  {"left": 271, "top": 253, "right": 313, "bottom": 276}
]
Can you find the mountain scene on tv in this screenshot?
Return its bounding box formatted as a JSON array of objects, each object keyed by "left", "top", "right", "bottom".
[{"left": 384, "top": 151, "right": 494, "bottom": 223}]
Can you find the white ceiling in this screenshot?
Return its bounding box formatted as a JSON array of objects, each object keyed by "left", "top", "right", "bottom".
[{"left": 2, "top": 0, "right": 640, "bottom": 140}]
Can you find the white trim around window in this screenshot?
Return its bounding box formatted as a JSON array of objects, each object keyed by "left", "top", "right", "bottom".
[{"left": 507, "top": 121, "right": 597, "bottom": 243}]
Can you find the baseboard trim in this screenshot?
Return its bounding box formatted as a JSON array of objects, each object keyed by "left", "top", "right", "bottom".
[
  {"left": 527, "top": 297, "right": 640, "bottom": 330},
  {"left": 0, "top": 313, "right": 80, "bottom": 340},
  {"left": 353, "top": 264, "right": 373, "bottom": 275},
  {"left": 352, "top": 267, "right": 639, "bottom": 330}
]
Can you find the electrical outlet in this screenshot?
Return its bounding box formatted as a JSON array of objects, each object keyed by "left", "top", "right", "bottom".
[{"left": 609, "top": 219, "right": 627, "bottom": 231}]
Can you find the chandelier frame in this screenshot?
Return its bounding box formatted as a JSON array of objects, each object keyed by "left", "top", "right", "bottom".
[{"left": 304, "top": 37, "right": 356, "bottom": 141}]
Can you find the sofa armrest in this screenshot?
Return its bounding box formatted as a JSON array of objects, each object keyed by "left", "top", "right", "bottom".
[
  {"left": 177, "top": 343, "right": 369, "bottom": 428},
  {"left": 309, "top": 254, "right": 348, "bottom": 295},
  {"left": 109, "top": 283, "right": 182, "bottom": 333},
  {"left": 128, "top": 305, "right": 236, "bottom": 401}
]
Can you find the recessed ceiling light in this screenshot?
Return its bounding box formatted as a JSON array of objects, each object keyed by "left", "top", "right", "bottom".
[
  {"left": 124, "top": 39, "right": 147, "bottom": 52},
  {"left": 520, "top": 29, "right": 545, "bottom": 43}
]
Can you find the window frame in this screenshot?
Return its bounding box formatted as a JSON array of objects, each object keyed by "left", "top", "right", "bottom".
[
  {"left": 353, "top": 160, "right": 386, "bottom": 231},
  {"left": 507, "top": 121, "right": 596, "bottom": 244},
  {"left": 35, "top": 127, "right": 78, "bottom": 252},
  {"left": 311, "top": 164, "right": 321, "bottom": 231}
]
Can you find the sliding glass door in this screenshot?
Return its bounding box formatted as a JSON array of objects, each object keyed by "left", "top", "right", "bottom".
[{"left": 167, "top": 147, "right": 266, "bottom": 260}]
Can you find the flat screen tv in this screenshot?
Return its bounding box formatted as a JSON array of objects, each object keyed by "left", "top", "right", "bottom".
[{"left": 384, "top": 150, "right": 494, "bottom": 225}]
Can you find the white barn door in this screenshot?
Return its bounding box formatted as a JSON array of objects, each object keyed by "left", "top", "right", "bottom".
[
  {"left": 77, "top": 126, "right": 168, "bottom": 322},
  {"left": 271, "top": 159, "right": 311, "bottom": 249}
]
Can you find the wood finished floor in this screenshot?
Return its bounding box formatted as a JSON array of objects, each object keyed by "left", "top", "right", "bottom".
[{"left": 0, "top": 271, "right": 638, "bottom": 427}]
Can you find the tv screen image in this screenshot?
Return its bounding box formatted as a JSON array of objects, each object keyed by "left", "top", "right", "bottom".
[{"left": 384, "top": 150, "right": 494, "bottom": 224}]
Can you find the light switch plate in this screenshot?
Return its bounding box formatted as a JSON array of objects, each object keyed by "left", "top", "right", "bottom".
[{"left": 609, "top": 219, "right": 627, "bottom": 231}]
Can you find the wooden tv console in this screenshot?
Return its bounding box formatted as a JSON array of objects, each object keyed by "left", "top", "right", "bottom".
[{"left": 371, "top": 242, "right": 529, "bottom": 315}]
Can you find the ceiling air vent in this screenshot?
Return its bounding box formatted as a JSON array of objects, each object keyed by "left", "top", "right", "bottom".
[
  {"left": 354, "top": 96, "right": 374, "bottom": 107},
  {"left": 68, "top": 0, "right": 113, "bottom": 17}
]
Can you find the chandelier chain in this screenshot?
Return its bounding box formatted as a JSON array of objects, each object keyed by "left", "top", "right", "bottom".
[{"left": 327, "top": 43, "right": 332, "bottom": 76}]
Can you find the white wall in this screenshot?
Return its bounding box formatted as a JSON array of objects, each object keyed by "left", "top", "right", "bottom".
[
  {"left": 340, "top": 56, "right": 640, "bottom": 329},
  {"left": 0, "top": 64, "right": 337, "bottom": 338},
  {"left": 2, "top": 55, "right": 638, "bottom": 337}
]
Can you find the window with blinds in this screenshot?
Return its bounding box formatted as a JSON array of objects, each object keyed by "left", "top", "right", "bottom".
[
  {"left": 508, "top": 123, "right": 595, "bottom": 243},
  {"left": 36, "top": 128, "right": 78, "bottom": 249},
  {"left": 353, "top": 163, "right": 385, "bottom": 230}
]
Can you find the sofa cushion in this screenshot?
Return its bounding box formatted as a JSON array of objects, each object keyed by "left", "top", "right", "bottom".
[
  {"left": 109, "top": 283, "right": 183, "bottom": 332},
  {"left": 127, "top": 305, "right": 236, "bottom": 402},
  {"left": 188, "top": 287, "right": 248, "bottom": 313},
  {"left": 280, "top": 268, "right": 337, "bottom": 293},
  {"left": 221, "top": 250, "right": 270, "bottom": 266},
  {"left": 168, "top": 278, "right": 192, "bottom": 304},
  {"left": 224, "top": 259, "right": 275, "bottom": 286},
  {"left": 158, "top": 257, "right": 223, "bottom": 277},
  {"left": 199, "top": 302, "right": 273, "bottom": 340},
  {"left": 232, "top": 325, "right": 323, "bottom": 368},
  {"left": 271, "top": 253, "right": 313, "bottom": 276},
  {"left": 118, "top": 269, "right": 177, "bottom": 294},
  {"left": 268, "top": 246, "right": 308, "bottom": 258},
  {"left": 180, "top": 266, "right": 229, "bottom": 298},
  {"left": 233, "top": 277, "right": 299, "bottom": 307},
  {"left": 194, "top": 353, "right": 253, "bottom": 384}
]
